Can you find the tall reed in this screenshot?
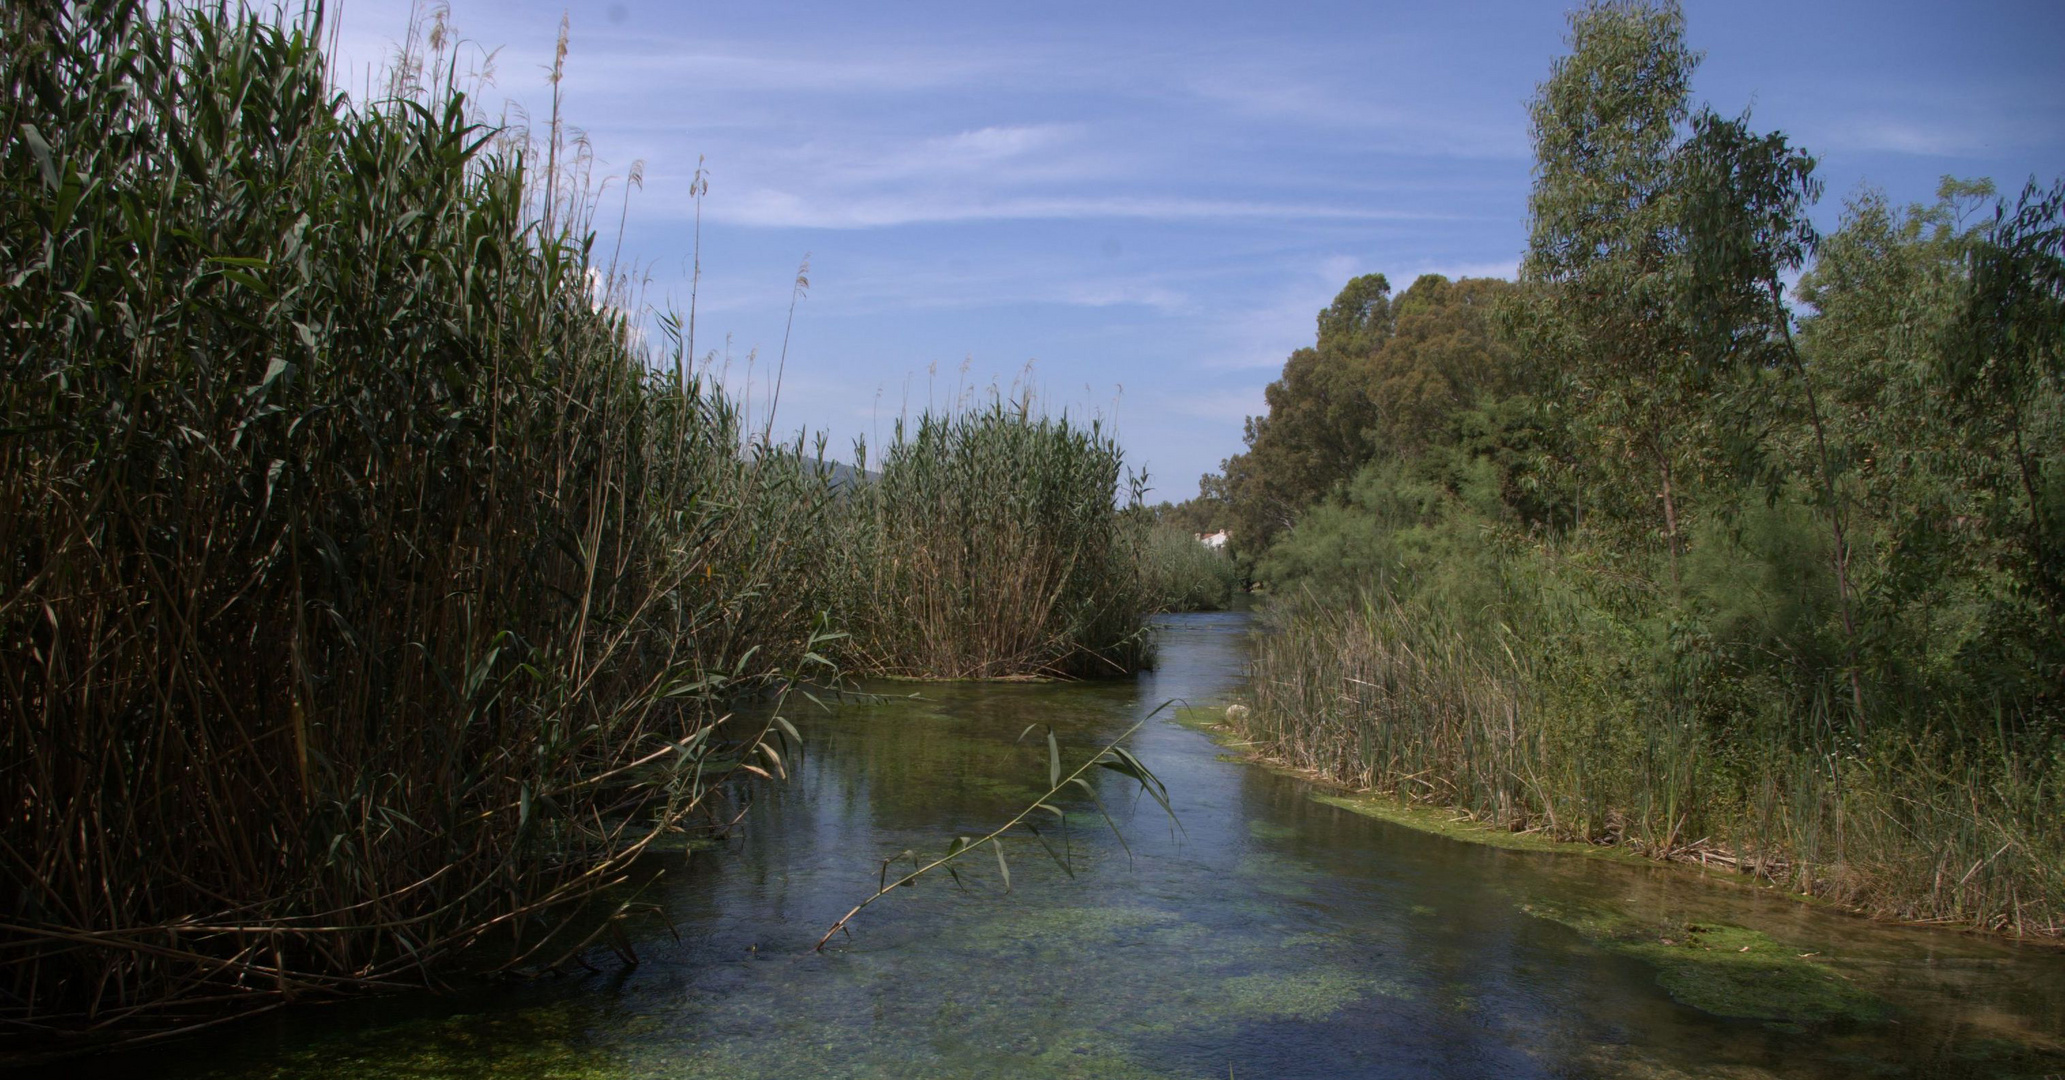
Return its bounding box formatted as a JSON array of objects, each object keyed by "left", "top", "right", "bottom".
[
  {"left": 0, "top": 0, "right": 832, "bottom": 1044},
  {"left": 1241, "top": 586, "right": 2063, "bottom": 937},
  {"left": 1141, "top": 523, "right": 1240, "bottom": 612},
  {"left": 827, "top": 396, "right": 1154, "bottom": 678}
]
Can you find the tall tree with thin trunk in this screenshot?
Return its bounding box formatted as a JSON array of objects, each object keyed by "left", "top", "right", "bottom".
[
  {"left": 1674, "top": 110, "right": 1872, "bottom": 723},
  {"left": 1520, "top": 0, "right": 1703, "bottom": 587}
]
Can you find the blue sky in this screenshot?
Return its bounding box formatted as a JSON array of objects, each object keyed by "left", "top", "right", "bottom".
[{"left": 330, "top": 0, "right": 2065, "bottom": 503}]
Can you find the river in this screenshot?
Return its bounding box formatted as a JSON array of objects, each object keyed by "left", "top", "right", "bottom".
[{"left": 88, "top": 611, "right": 2065, "bottom": 1078}]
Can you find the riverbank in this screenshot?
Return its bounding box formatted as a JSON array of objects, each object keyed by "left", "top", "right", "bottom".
[
  {"left": 1165, "top": 0, "right": 2064, "bottom": 957},
  {"left": 1186, "top": 699, "right": 2065, "bottom": 947}
]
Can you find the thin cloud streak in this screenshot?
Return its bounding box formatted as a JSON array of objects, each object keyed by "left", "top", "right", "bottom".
[{"left": 698, "top": 192, "right": 1467, "bottom": 230}]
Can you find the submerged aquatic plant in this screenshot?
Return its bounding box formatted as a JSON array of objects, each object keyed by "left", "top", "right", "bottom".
[{"left": 817, "top": 709, "right": 1179, "bottom": 950}]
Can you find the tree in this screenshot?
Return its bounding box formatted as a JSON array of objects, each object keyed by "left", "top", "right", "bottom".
[
  {"left": 1317, "top": 272, "right": 1395, "bottom": 356},
  {"left": 1365, "top": 274, "right": 1523, "bottom": 458},
  {"left": 1673, "top": 109, "right": 1871, "bottom": 717},
  {"left": 1520, "top": 0, "right": 1705, "bottom": 585},
  {"left": 1948, "top": 179, "right": 2065, "bottom": 691},
  {"left": 1215, "top": 274, "right": 1393, "bottom": 552}
]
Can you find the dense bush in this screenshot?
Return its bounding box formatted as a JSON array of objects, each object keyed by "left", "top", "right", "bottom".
[{"left": 1248, "top": 514, "right": 2063, "bottom": 935}]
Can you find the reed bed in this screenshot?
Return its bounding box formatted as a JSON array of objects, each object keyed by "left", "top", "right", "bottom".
[
  {"left": 0, "top": 0, "right": 1166, "bottom": 1050},
  {"left": 1141, "top": 523, "right": 1240, "bottom": 612},
  {"left": 0, "top": 0, "right": 837, "bottom": 1046},
  {"left": 1241, "top": 589, "right": 2064, "bottom": 937},
  {"left": 826, "top": 398, "right": 1155, "bottom": 679}
]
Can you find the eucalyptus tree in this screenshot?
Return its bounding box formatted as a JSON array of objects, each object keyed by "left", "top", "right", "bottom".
[
  {"left": 1947, "top": 180, "right": 2065, "bottom": 691},
  {"left": 1365, "top": 274, "right": 1524, "bottom": 460},
  {"left": 1520, "top": 0, "right": 1704, "bottom": 585},
  {"left": 1672, "top": 110, "right": 1874, "bottom": 717},
  {"left": 1216, "top": 274, "right": 1395, "bottom": 553}
]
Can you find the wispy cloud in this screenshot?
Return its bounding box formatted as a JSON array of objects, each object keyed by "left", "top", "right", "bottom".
[
  {"left": 1181, "top": 67, "right": 1529, "bottom": 159},
  {"left": 1054, "top": 281, "right": 1189, "bottom": 311},
  {"left": 770, "top": 124, "right": 1114, "bottom": 189},
  {"left": 1812, "top": 113, "right": 2060, "bottom": 159},
  {"left": 1191, "top": 257, "right": 1362, "bottom": 372},
  {"left": 567, "top": 45, "right": 1014, "bottom": 97},
  {"left": 700, "top": 191, "right": 1457, "bottom": 229}
]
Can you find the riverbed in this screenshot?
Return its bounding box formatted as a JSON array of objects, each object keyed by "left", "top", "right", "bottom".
[{"left": 95, "top": 612, "right": 2065, "bottom": 1078}]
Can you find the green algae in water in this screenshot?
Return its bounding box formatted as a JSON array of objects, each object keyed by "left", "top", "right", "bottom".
[
  {"left": 653, "top": 1029, "right": 1183, "bottom": 1080},
  {"left": 1246, "top": 819, "right": 1299, "bottom": 840},
  {"left": 198, "top": 1005, "right": 622, "bottom": 1080},
  {"left": 1522, "top": 901, "right": 1891, "bottom": 1027},
  {"left": 1170, "top": 705, "right": 1235, "bottom": 732},
  {"left": 1217, "top": 970, "right": 1367, "bottom": 1021},
  {"left": 1627, "top": 924, "right": 1891, "bottom": 1026},
  {"left": 1310, "top": 792, "right": 1604, "bottom": 857},
  {"left": 949, "top": 902, "right": 1182, "bottom": 948},
  {"left": 1230, "top": 849, "right": 1324, "bottom": 902}
]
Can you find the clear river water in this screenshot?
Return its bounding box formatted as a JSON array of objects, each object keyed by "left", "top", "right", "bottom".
[{"left": 75, "top": 612, "right": 2065, "bottom": 1078}]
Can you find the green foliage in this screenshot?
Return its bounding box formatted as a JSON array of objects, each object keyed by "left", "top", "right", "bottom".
[
  {"left": 1793, "top": 179, "right": 2065, "bottom": 714},
  {"left": 1368, "top": 276, "right": 1528, "bottom": 458},
  {"left": 1315, "top": 272, "right": 1395, "bottom": 354},
  {"left": 1141, "top": 523, "right": 1240, "bottom": 612},
  {"left": 1944, "top": 179, "right": 2065, "bottom": 677},
  {"left": 1681, "top": 490, "right": 1838, "bottom": 666},
  {"left": 1517, "top": 0, "right": 1713, "bottom": 580},
  {"left": 827, "top": 396, "right": 1154, "bottom": 679},
  {"left": 1223, "top": 3, "right": 2064, "bottom": 938},
  {"left": 1149, "top": 492, "right": 1229, "bottom": 536},
  {"left": 1207, "top": 273, "right": 1519, "bottom": 559}
]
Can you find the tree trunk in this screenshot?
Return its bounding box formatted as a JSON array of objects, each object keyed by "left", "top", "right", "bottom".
[
  {"left": 1659, "top": 456, "right": 1681, "bottom": 591},
  {"left": 1770, "top": 278, "right": 1867, "bottom": 732}
]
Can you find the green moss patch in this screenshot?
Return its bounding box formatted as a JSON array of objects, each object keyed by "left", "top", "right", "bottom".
[
  {"left": 1522, "top": 902, "right": 1890, "bottom": 1026},
  {"left": 1310, "top": 793, "right": 1615, "bottom": 857}
]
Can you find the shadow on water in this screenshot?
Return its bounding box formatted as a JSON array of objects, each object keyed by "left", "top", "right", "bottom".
[{"left": 63, "top": 612, "right": 2065, "bottom": 1079}]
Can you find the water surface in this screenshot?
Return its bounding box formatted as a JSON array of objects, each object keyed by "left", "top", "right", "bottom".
[{"left": 102, "top": 612, "right": 2065, "bottom": 1078}]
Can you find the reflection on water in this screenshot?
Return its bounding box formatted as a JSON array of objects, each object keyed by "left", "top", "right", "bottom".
[{"left": 94, "top": 613, "right": 2065, "bottom": 1078}]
